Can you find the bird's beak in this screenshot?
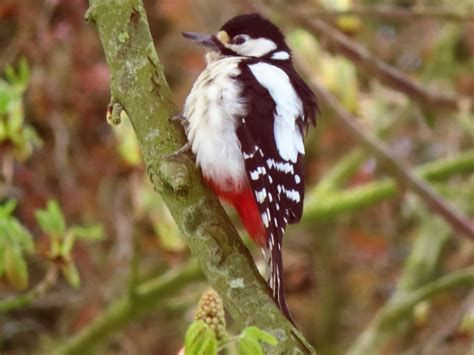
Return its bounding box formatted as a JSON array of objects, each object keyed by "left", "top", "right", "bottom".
[{"left": 182, "top": 32, "right": 221, "bottom": 50}]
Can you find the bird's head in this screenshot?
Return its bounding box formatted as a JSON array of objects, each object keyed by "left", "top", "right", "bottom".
[{"left": 182, "top": 13, "right": 291, "bottom": 62}]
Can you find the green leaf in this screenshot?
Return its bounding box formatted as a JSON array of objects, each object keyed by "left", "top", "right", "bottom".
[
  {"left": 0, "top": 87, "right": 10, "bottom": 114},
  {"left": 36, "top": 210, "right": 58, "bottom": 236},
  {"left": 61, "top": 262, "right": 81, "bottom": 289},
  {"left": 194, "top": 328, "right": 217, "bottom": 355},
  {"left": 60, "top": 232, "right": 75, "bottom": 258},
  {"left": 8, "top": 220, "right": 34, "bottom": 253},
  {"left": 18, "top": 57, "right": 30, "bottom": 87},
  {"left": 35, "top": 200, "right": 66, "bottom": 236},
  {"left": 185, "top": 321, "right": 207, "bottom": 353},
  {"left": 4, "top": 65, "right": 17, "bottom": 84},
  {"left": 70, "top": 224, "right": 104, "bottom": 241},
  {"left": 237, "top": 326, "right": 278, "bottom": 354},
  {"left": 4, "top": 246, "right": 29, "bottom": 290},
  {"left": 46, "top": 200, "right": 66, "bottom": 234},
  {"left": 0, "top": 200, "right": 17, "bottom": 218},
  {"left": 241, "top": 326, "right": 278, "bottom": 346},
  {"left": 0, "top": 234, "right": 6, "bottom": 278},
  {"left": 7, "top": 101, "right": 23, "bottom": 134},
  {"left": 238, "top": 337, "right": 263, "bottom": 355},
  {"left": 184, "top": 321, "right": 218, "bottom": 355},
  {"left": 198, "top": 328, "right": 217, "bottom": 354}
]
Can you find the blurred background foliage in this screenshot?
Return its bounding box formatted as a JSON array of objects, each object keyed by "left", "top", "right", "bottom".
[{"left": 0, "top": 0, "right": 473, "bottom": 354}]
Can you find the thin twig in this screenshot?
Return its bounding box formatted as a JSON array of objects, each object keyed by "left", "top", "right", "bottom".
[
  {"left": 296, "top": 56, "right": 474, "bottom": 240},
  {"left": 309, "top": 4, "right": 474, "bottom": 22},
  {"left": 52, "top": 261, "right": 203, "bottom": 355},
  {"left": 421, "top": 291, "right": 474, "bottom": 355},
  {"left": 286, "top": 8, "right": 472, "bottom": 112},
  {"left": 348, "top": 208, "right": 463, "bottom": 355},
  {"left": 303, "top": 150, "right": 474, "bottom": 222},
  {"left": 0, "top": 265, "right": 58, "bottom": 313},
  {"left": 348, "top": 266, "right": 474, "bottom": 355}
]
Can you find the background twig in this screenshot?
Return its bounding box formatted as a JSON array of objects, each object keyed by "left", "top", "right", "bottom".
[
  {"left": 303, "top": 150, "right": 474, "bottom": 221},
  {"left": 308, "top": 4, "right": 474, "bottom": 23},
  {"left": 296, "top": 55, "right": 473, "bottom": 239},
  {"left": 53, "top": 261, "right": 203, "bottom": 355},
  {"left": 286, "top": 8, "right": 472, "bottom": 112},
  {"left": 0, "top": 265, "right": 58, "bottom": 313}
]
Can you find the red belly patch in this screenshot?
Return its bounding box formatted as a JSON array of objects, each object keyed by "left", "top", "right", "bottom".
[{"left": 205, "top": 178, "right": 266, "bottom": 247}]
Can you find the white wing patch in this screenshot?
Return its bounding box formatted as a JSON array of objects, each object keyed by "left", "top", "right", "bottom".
[{"left": 248, "top": 62, "right": 304, "bottom": 163}]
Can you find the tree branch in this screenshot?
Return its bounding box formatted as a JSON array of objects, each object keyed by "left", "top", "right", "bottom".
[
  {"left": 86, "top": 0, "right": 315, "bottom": 353},
  {"left": 287, "top": 7, "right": 472, "bottom": 112},
  {"left": 311, "top": 149, "right": 366, "bottom": 195},
  {"left": 303, "top": 150, "right": 474, "bottom": 221},
  {"left": 296, "top": 56, "right": 473, "bottom": 239},
  {"left": 421, "top": 291, "right": 474, "bottom": 355},
  {"left": 348, "top": 264, "right": 474, "bottom": 355},
  {"left": 347, "top": 198, "right": 470, "bottom": 354},
  {"left": 0, "top": 265, "right": 58, "bottom": 313},
  {"left": 309, "top": 4, "right": 474, "bottom": 22},
  {"left": 53, "top": 261, "right": 203, "bottom": 355}
]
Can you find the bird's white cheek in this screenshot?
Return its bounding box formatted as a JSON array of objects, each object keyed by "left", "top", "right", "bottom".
[{"left": 228, "top": 38, "right": 277, "bottom": 57}]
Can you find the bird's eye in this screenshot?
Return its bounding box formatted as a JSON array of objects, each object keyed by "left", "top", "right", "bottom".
[{"left": 232, "top": 35, "right": 246, "bottom": 45}]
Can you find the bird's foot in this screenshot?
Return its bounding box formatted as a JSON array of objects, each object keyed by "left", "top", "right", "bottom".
[
  {"left": 164, "top": 141, "right": 192, "bottom": 160},
  {"left": 170, "top": 114, "right": 187, "bottom": 126}
]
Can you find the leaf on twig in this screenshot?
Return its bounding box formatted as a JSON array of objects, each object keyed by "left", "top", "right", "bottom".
[
  {"left": 184, "top": 320, "right": 218, "bottom": 355},
  {"left": 35, "top": 200, "right": 66, "bottom": 237},
  {"left": 238, "top": 326, "right": 278, "bottom": 355}
]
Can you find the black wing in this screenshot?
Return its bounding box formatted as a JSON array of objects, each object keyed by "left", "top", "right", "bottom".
[{"left": 235, "top": 61, "right": 316, "bottom": 322}]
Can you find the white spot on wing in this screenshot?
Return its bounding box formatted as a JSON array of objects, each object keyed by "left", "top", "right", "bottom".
[
  {"left": 266, "top": 159, "right": 295, "bottom": 174},
  {"left": 256, "top": 188, "right": 267, "bottom": 203},
  {"left": 261, "top": 212, "right": 269, "bottom": 227},
  {"left": 250, "top": 170, "right": 259, "bottom": 180},
  {"left": 285, "top": 189, "right": 300, "bottom": 202}
]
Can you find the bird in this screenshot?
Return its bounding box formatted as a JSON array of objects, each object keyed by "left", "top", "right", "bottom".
[{"left": 179, "top": 13, "right": 318, "bottom": 323}]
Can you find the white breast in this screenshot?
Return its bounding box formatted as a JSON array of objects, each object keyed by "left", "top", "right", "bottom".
[{"left": 184, "top": 57, "right": 247, "bottom": 191}]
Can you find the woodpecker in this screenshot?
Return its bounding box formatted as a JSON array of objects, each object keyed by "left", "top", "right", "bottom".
[{"left": 180, "top": 13, "right": 318, "bottom": 322}]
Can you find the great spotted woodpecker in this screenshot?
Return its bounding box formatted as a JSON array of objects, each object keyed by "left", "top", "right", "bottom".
[{"left": 180, "top": 13, "right": 318, "bottom": 322}]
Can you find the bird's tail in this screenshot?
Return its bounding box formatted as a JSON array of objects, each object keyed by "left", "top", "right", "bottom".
[
  {"left": 263, "top": 237, "right": 295, "bottom": 325},
  {"left": 219, "top": 185, "right": 295, "bottom": 324}
]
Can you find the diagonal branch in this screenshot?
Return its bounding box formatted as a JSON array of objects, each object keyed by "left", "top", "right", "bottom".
[
  {"left": 296, "top": 57, "right": 474, "bottom": 240},
  {"left": 287, "top": 7, "right": 472, "bottom": 112},
  {"left": 53, "top": 261, "right": 203, "bottom": 355},
  {"left": 348, "top": 266, "right": 474, "bottom": 355},
  {"left": 303, "top": 150, "right": 474, "bottom": 222},
  {"left": 85, "top": 0, "right": 316, "bottom": 353},
  {"left": 308, "top": 4, "right": 474, "bottom": 23},
  {"left": 0, "top": 265, "right": 58, "bottom": 313}
]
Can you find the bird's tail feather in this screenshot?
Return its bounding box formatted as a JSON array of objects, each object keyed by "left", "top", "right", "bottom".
[{"left": 263, "top": 241, "right": 295, "bottom": 325}]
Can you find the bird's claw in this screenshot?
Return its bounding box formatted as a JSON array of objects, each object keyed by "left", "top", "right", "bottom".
[
  {"left": 170, "top": 114, "right": 186, "bottom": 124},
  {"left": 164, "top": 141, "right": 192, "bottom": 160}
]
